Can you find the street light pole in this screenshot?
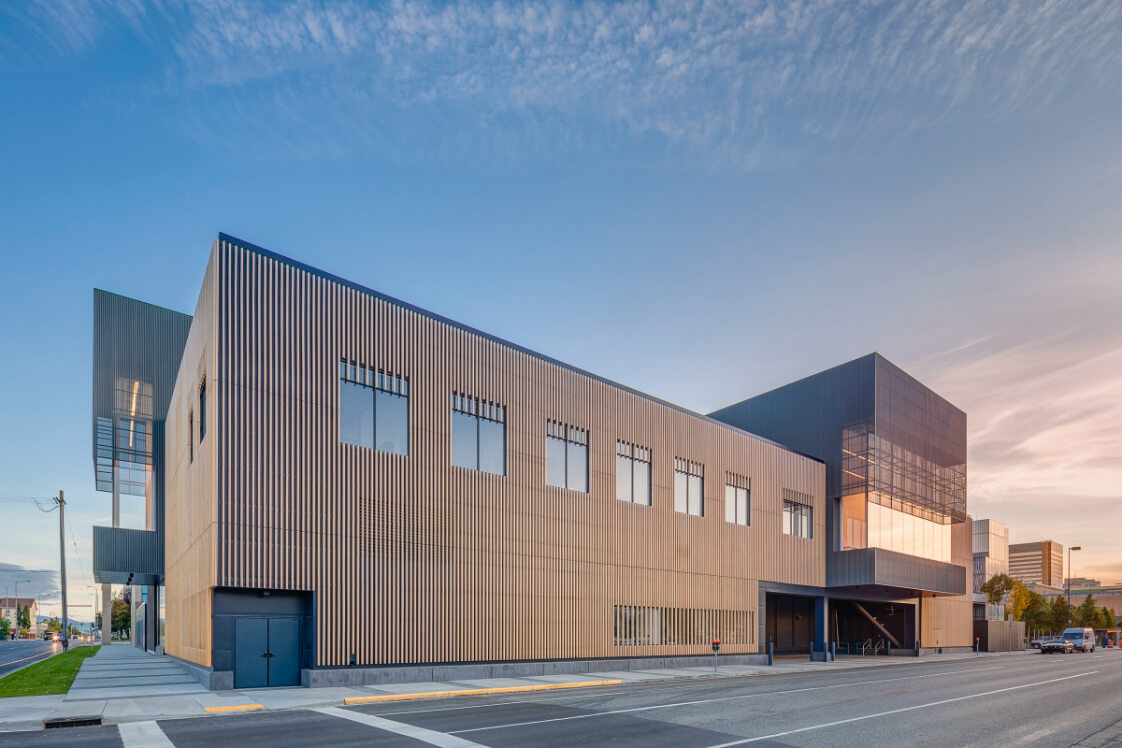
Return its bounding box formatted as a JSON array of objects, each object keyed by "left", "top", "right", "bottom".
[{"left": 1067, "top": 546, "right": 1081, "bottom": 627}]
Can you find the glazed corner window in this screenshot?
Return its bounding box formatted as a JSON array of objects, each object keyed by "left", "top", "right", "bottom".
[
  {"left": 198, "top": 378, "right": 207, "bottom": 442},
  {"left": 674, "top": 458, "right": 704, "bottom": 517},
  {"left": 616, "top": 441, "right": 651, "bottom": 505},
  {"left": 451, "top": 393, "right": 506, "bottom": 476},
  {"left": 546, "top": 421, "right": 588, "bottom": 492},
  {"left": 338, "top": 361, "right": 409, "bottom": 456},
  {"left": 783, "top": 499, "right": 813, "bottom": 539},
  {"left": 725, "top": 474, "right": 750, "bottom": 526}
]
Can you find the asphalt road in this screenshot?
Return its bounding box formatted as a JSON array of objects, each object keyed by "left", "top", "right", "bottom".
[
  {"left": 5, "top": 649, "right": 1122, "bottom": 747},
  {"left": 0, "top": 639, "right": 60, "bottom": 679}
]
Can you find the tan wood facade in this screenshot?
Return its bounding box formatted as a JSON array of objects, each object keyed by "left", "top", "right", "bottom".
[{"left": 164, "top": 238, "right": 826, "bottom": 669}]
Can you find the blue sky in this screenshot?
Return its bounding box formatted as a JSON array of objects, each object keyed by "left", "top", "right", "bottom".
[{"left": 1, "top": 0, "right": 1120, "bottom": 616}]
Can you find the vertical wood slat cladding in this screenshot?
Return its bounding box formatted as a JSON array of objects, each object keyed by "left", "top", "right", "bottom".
[
  {"left": 164, "top": 250, "right": 219, "bottom": 666},
  {"left": 167, "top": 238, "right": 825, "bottom": 669},
  {"left": 921, "top": 518, "right": 974, "bottom": 647}
]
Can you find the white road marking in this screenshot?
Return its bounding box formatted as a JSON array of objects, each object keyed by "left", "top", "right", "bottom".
[
  {"left": 703, "top": 670, "right": 1098, "bottom": 747},
  {"left": 314, "top": 706, "right": 487, "bottom": 748},
  {"left": 118, "top": 720, "right": 175, "bottom": 747},
  {"left": 448, "top": 666, "right": 1004, "bottom": 734},
  {"left": 0, "top": 651, "right": 54, "bottom": 668}
]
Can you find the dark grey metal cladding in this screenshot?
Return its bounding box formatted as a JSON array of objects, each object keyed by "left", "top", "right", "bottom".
[
  {"left": 91, "top": 289, "right": 190, "bottom": 581},
  {"left": 92, "top": 526, "right": 163, "bottom": 585},
  {"left": 92, "top": 288, "right": 193, "bottom": 456},
  {"left": 708, "top": 353, "right": 876, "bottom": 501},
  {"left": 827, "top": 547, "right": 967, "bottom": 595}
]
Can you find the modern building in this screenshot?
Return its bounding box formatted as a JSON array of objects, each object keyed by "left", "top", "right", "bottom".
[
  {"left": 1065, "top": 577, "right": 1101, "bottom": 588},
  {"left": 92, "top": 234, "right": 973, "bottom": 689},
  {"left": 972, "top": 518, "right": 1009, "bottom": 620},
  {"left": 709, "top": 353, "right": 972, "bottom": 652},
  {"left": 1009, "top": 540, "right": 1064, "bottom": 587},
  {"left": 0, "top": 598, "right": 38, "bottom": 637},
  {"left": 90, "top": 290, "right": 192, "bottom": 652}
]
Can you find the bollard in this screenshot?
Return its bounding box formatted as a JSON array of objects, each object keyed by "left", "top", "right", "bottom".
[
  {"left": 887, "top": 641, "right": 891, "bottom": 657},
  {"left": 768, "top": 641, "right": 774, "bottom": 666},
  {"left": 831, "top": 641, "right": 836, "bottom": 662}
]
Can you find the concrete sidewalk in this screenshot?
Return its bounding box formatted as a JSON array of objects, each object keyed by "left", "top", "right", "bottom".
[{"left": 0, "top": 647, "right": 1028, "bottom": 732}]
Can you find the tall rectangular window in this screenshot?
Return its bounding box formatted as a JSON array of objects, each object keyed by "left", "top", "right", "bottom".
[
  {"left": 451, "top": 393, "right": 506, "bottom": 475},
  {"left": 674, "top": 458, "right": 704, "bottom": 517},
  {"left": 198, "top": 378, "right": 206, "bottom": 442},
  {"left": 188, "top": 412, "right": 194, "bottom": 463},
  {"left": 725, "top": 473, "right": 750, "bottom": 526},
  {"left": 338, "top": 361, "right": 409, "bottom": 455},
  {"left": 546, "top": 421, "right": 588, "bottom": 492},
  {"left": 616, "top": 441, "right": 651, "bottom": 505},
  {"left": 783, "top": 499, "right": 813, "bottom": 539}
]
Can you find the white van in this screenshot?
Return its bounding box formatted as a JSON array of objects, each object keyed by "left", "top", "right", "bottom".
[{"left": 1061, "top": 627, "right": 1096, "bottom": 653}]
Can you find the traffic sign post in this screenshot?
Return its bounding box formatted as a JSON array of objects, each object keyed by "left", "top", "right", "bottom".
[{"left": 711, "top": 638, "right": 720, "bottom": 672}]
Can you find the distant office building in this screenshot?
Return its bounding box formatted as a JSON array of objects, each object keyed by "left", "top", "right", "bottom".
[
  {"left": 1065, "top": 577, "right": 1101, "bottom": 588},
  {"left": 972, "top": 519, "right": 1008, "bottom": 620},
  {"left": 1009, "top": 540, "right": 1063, "bottom": 587}
]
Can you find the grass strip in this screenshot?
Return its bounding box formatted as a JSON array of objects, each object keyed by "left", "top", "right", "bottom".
[{"left": 0, "top": 646, "right": 100, "bottom": 698}]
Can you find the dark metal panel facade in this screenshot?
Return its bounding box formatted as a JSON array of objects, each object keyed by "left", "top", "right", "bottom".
[
  {"left": 92, "top": 526, "right": 163, "bottom": 585},
  {"left": 91, "top": 289, "right": 191, "bottom": 580},
  {"left": 826, "top": 547, "right": 967, "bottom": 595}
]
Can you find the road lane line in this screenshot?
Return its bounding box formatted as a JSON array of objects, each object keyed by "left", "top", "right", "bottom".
[
  {"left": 704, "top": 671, "right": 1099, "bottom": 747},
  {"left": 0, "top": 651, "right": 54, "bottom": 667},
  {"left": 313, "top": 706, "right": 485, "bottom": 748},
  {"left": 118, "top": 720, "right": 175, "bottom": 747},
  {"left": 448, "top": 666, "right": 1004, "bottom": 734}
]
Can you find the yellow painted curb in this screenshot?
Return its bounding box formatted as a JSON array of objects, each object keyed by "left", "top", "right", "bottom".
[
  {"left": 204, "top": 704, "right": 264, "bottom": 713},
  {"left": 344, "top": 678, "right": 623, "bottom": 705}
]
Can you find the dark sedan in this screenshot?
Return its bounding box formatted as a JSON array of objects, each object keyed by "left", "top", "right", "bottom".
[{"left": 1040, "top": 637, "right": 1074, "bottom": 653}]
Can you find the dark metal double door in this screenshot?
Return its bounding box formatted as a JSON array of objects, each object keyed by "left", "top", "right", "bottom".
[{"left": 234, "top": 617, "right": 300, "bottom": 688}]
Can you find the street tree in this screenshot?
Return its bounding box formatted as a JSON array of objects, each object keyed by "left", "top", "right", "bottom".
[
  {"left": 16, "top": 605, "right": 30, "bottom": 630},
  {"left": 1007, "top": 579, "right": 1031, "bottom": 621},
  {"left": 111, "top": 595, "right": 131, "bottom": 638},
  {"left": 1102, "top": 607, "right": 1118, "bottom": 628},
  {"left": 0, "top": 617, "right": 10, "bottom": 639},
  {"left": 1050, "top": 596, "right": 1069, "bottom": 633},
  {"left": 1074, "top": 594, "right": 1099, "bottom": 627},
  {"left": 981, "top": 574, "right": 1016, "bottom": 605},
  {"left": 46, "top": 616, "right": 61, "bottom": 633},
  {"left": 1023, "top": 592, "right": 1051, "bottom": 633}
]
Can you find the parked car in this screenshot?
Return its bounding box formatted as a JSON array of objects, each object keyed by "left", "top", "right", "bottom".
[
  {"left": 1062, "top": 627, "right": 1096, "bottom": 653},
  {"left": 42, "top": 631, "right": 55, "bottom": 641},
  {"left": 1040, "top": 637, "right": 1074, "bottom": 653},
  {"left": 1029, "top": 637, "right": 1046, "bottom": 649}
]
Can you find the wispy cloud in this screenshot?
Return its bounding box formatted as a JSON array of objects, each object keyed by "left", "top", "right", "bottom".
[
  {"left": 918, "top": 323, "right": 1122, "bottom": 584},
  {"left": 7, "top": 0, "right": 1122, "bottom": 164}
]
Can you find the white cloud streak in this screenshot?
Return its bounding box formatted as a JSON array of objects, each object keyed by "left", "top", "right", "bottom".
[{"left": 7, "top": 0, "right": 1122, "bottom": 164}]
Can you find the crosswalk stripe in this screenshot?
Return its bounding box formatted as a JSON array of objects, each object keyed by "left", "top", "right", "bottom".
[
  {"left": 118, "top": 720, "right": 175, "bottom": 747},
  {"left": 313, "top": 706, "right": 487, "bottom": 748}
]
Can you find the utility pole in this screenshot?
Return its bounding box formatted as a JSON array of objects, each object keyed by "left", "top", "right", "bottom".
[{"left": 56, "top": 491, "right": 69, "bottom": 651}]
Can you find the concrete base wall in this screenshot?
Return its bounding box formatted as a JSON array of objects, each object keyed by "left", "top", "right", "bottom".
[
  {"left": 168, "top": 653, "right": 233, "bottom": 690},
  {"left": 301, "top": 654, "right": 770, "bottom": 688}
]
